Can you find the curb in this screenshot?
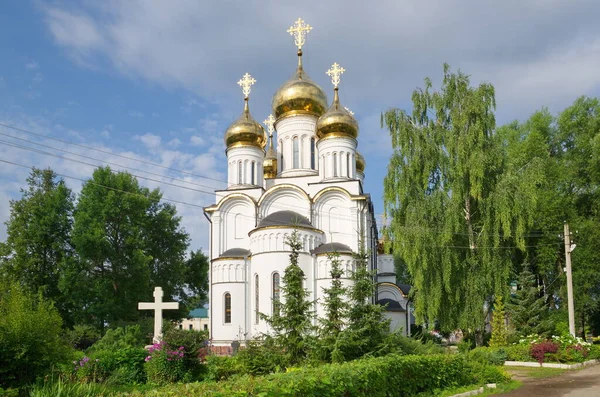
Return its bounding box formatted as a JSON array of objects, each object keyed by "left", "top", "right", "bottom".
[
  {"left": 504, "top": 359, "right": 599, "bottom": 369},
  {"left": 448, "top": 384, "right": 497, "bottom": 397}
]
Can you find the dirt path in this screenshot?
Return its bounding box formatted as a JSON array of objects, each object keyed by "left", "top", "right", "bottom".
[{"left": 496, "top": 364, "right": 600, "bottom": 397}]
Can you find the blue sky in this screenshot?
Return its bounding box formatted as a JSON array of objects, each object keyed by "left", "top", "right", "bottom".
[{"left": 1, "top": 1, "right": 600, "bottom": 251}]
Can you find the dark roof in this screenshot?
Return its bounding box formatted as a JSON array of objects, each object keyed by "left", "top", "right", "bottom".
[
  {"left": 311, "top": 242, "right": 354, "bottom": 255},
  {"left": 397, "top": 283, "right": 412, "bottom": 295},
  {"left": 257, "top": 210, "right": 312, "bottom": 228},
  {"left": 189, "top": 308, "right": 209, "bottom": 318},
  {"left": 377, "top": 298, "right": 406, "bottom": 312},
  {"left": 377, "top": 272, "right": 396, "bottom": 277},
  {"left": 219, "top": 248, "right": 251, "bottom": 258}
]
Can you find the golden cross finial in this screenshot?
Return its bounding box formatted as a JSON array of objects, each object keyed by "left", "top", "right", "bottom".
[
  {"left": 344, "top": 106, "right": 354, "bottom": 116},
  {"left": 237, "top": 73, "right": 256, "bottom": 99},
  {"left": 287, "top": 18, "right": 312, "bottom": 50},
  {"left": 326, "top": 62, "right": 345, "bottom": 88},
  {"left": 263, "top": 114, "right": 275, "bottom": 135}
]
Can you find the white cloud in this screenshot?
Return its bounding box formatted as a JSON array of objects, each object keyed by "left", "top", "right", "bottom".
[
  {"left": 168, "top": 138, "right": 181, "bottom": 147},
  {"left": 190, "top": 136, "right": 204, "bottom": 146},
  {"left": 135, "top": 133, "right": 161, "bottom": 150}
]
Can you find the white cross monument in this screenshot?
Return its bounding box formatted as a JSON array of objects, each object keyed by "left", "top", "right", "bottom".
[{"left": 138, "top": 286, "right": 179, "bottom": 343}]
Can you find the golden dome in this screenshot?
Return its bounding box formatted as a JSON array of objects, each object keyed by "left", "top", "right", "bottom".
[
  {"left": 316, "top": 87, "right": 358, "bottom": 140},
  {"left": 263, "top": 133, "right": 278, "bottom": 178},
  {"left": 356, "top": 152, "right": 366, "bottom": 173},
  {"left": 272, "top": 50, "right": 328, "bottom": 121},
  {"left": 224, "top": 98, "right": 267, "bottom": 150}
]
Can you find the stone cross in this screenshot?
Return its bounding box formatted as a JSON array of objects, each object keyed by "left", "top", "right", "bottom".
[{"left": 138, "top": 286, "right": 179, "bottom": 343}]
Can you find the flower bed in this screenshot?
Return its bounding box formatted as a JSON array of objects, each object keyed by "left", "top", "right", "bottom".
[{"left": 500, "top": 334, "right": 600, "bottom": 365}]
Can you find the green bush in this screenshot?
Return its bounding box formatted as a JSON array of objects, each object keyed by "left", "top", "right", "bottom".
[
  {"left": 161, "top": 328, "right": 209, "bottom": 380},
  {"left": 467, "top": 347, "right": 507, "bottom": 366},
  {"left": 130, "top": 354, "right": 509, "bottom": 396},
  {"left": 88, "top": 325, "right": 146, "bottom": 353},
  {"left": 381, "top": 332, "right": 444, "bottom": 356},
  {"left": 589, "top": 345, "right": 600, "bottom": 360},
  {"left": 235, "top": 339, "right": 288, "bottom": 375},
  {"left": 0, "top": 281, "right": 72, "bottom": 389},
  {"left": 74, "top": 346, "right": 147, "bottom": 385},
  {"left": 28, "top": 377, "right": 109, "bottom": 397},
  {"left": 504, "top": 344, "right": 531, "bottom": 361},
  {"left": 204, "top": 355, "right": 245, "bottom": 381},
  {"left": 65, "top": 325, "right": 101, "bottom": 350},
  {"left": 144, "top": 341, "right": 187, "bottom": 385}
]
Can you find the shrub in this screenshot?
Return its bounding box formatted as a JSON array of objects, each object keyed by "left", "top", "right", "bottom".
[
  {"left": 144, "top": 341, "right": 187, "bottom": 385},
  {"left": 467, "top": 347, "right": 507, "bottom": 366},
  {"left": 204, "top": 355, "right": 245, "bottom": 381},
  {"left": 129, "top": 354, "right": 509, "bottom": 397},
  {"left": 0, "top": 281, "right": 72, "bottom": 389},
  {"left": 88, "top": 325, "right": 146, "bottom": 353},
  {"left": 381, "top": 332, "right": 444, "bottom": 356},
  {"left": 162, "top": 328, "right": 209, "bottom": 380},
  {"left": 530, "top": 341, "right": 559, "bottom": 364},
  {"left": 235, "top": 339, "right": 287, "bottom": 375},
  {"left": 65, "top": 325, "right": 101, "bottom": 350},
  {"left": 504, "top": 344, "right": 531, "bottom": 361}
]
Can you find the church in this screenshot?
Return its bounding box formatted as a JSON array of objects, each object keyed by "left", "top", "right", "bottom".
[{"left": 203, "top": 18, "right": 413, "bottom": 346}]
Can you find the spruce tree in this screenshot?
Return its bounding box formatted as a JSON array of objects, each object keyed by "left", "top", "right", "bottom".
[
  {"left": 317, "top": 252, "right": 349, "bottom": 363},
  {"left": 262, "top": 230, "right": 313, "bottom": 365},
  {"left": 341, "top": 246, "right": 390, "bottom": 360},
  {"left": 489, "top": 295, "right": 508, "bottom": 348},
  {"left": 507, "top": 265, "right": 549, "bottom": 337}
]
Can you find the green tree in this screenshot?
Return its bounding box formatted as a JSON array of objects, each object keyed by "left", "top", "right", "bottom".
[
  {"left": 489, "top": 295, "right": 507, "bottom": 348},
  {"left": 340, "top": 246, "right": 389, "bottom": 360},
  {"left": 507, "top": 265, "right": 550, "bottom": 337},
  {"left": 0, "top": 168, "right": 75, "bottom": 326},
  {"left": 262, "top": 230, "right": 313, "bottom": 365},
  {"left": 67, "top": 167, "right": 190, "bottom": 331},
  {"left": 381, "top": 64, "right": 545, "bottom": 332},
  {"left": 0, "top": 280, "right": 71, "bottom": 389},
  {"left": 182, "top": 249, "right": 210, "bottom": 309},
  {"left": 316, "top": 252, "right": 349, "bottom": 363}
]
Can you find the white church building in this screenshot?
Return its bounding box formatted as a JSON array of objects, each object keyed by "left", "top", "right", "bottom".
[{"left": 203, "top": 18, "right": 413, "bottom": 346}]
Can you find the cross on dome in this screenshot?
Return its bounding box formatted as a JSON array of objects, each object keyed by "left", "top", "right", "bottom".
[
  {"left": 263, "top": 114, "right": 276, "bottom": 135},
  {"left": 326, "top": 62, "right": 346, "bottom": 88},
  {"left": 287, "top": 18, "right": 312, "bottom": 50},
  {"left": 237, "top": 73, "right": 256, "bottom": 99},
  {"left": 344, "top": 106, "right": 354, "bottom": 116}
]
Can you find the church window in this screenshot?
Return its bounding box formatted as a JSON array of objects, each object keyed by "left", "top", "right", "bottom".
[
  {"left": 333, "top": 153, "right": 338, "bottom": 177},
  {"left": 279, "top": 140, "right": 284, "bottom": 171},
  {"left": 293, "top": 137, "right": 299, "bottom": 168},
  {"left": 255, "top": 274, "right": 259, "bottom": 324},
  {"left": 251, "top": 161, "right": 256, "bottom": 185},
  {"left": 204, "top": 324, "right": 208, "bottom": 331},
  {"left": 346, "top": 153, "right": 350, "bottom": 176},
  {"left": 272, "top": 272, "right": 280, "bottom": 316},
  {"left": 224, "top": 293, "right": 231, "bottom": 323},
  {"left": 189, "top": 324, "right": 193, "bottom": 330},
  {"left": 237, "top": 161, "right": 242, "bottom": 184},
  {"left": 310, "top": 138, "right": 315, "bottom": 169}
]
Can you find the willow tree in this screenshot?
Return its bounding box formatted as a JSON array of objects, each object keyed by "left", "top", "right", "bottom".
[{"left": 381, "top": 64, "right": 545, "bottom": 332}]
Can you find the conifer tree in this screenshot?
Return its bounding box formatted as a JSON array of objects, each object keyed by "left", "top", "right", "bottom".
[
  {"left": 489, "top": 295, "right": 508, "bottom": 348},
  {"left": 262, "top": 230, "right": 313, "bottom": 365},
  {"left": 317, "top": 252, "right": 349, "bottom": 363},
  {"left": 341, "top": 246, "right": 389, "bottom": 360},
  {"left": 507, "top": 265, "right": 550, "bottom": 337}
]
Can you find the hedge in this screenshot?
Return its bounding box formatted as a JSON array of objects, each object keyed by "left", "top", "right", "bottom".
[{"left": 128, "top": 354, "right": 508, "bottom": 396}]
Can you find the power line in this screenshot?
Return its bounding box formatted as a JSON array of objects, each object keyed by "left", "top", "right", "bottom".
[{"left": 0, "top": 122, "right": 227, "bottom": 185}]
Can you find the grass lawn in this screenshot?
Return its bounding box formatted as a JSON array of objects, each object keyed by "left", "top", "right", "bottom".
[
  {"left": 504, "top": 366, "right": 567, "bottom": 379},
  {"left": 416, "top": 380, "right": 521, "bottom": 397}
]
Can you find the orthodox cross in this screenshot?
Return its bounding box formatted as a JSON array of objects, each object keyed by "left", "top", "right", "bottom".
[
  {"left": 344, "top": 106, "right": 354, "bottom": 116},
  {"left": 263, "top": 114, "right": 276, "bottom": 136},
  {"left": 138, "top": 286, "right": 179, "bottom": 343},
  {"left": 326, "top": 62, "right": 345, "bottom": 88},
  {"left": 287, "top": 18, "right": 312, "bottom": 50},
  {"left": 237, "top": 73, "right": 256, "bottom": 99}
]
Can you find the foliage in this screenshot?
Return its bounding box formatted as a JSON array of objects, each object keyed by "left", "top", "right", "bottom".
[
  {"left": 128, "top": 354, "right": 509, "bottom": 397},
  {"left": 144, "top": 341, "right": 187, "bottom": 385},
  {"left": 339, "top": 246, "right": 390, "bottom": 360},
  {"left": 315, "top": 252, "right": 349, "bottom": 363},
  {"left": 0, "top": 280, "right": 72, "bottom": 389},
  {"left": 260, "top": 230, "right": 314, "bottom": 365},
  {"left": 381, "top": 63, "right": 549, "bottom": 332},
  {"left": 161, "top": 328, "right": 209, "bottom": 379},
  {"left": 530, "top": 341, "right": 559, "bottom": 363},
  {"left": 28, "top": 377, "right": 109, "bottom": 397},
  {"left": 234, "top": 339, "right": 287, "bottom": 376},
  {"left": 380, "top": 331, "right": 444, "bottom": 356},
  {"left": 507, "top": 265, "right": 551, "bottom": 337},
  {"left": 503, "top": 345, "right": 531, "bottom": 362},
  {"left": 88, "top": 325, "right": 147, "bottom": 353},
  {"left": 204, "top": 355, "right": 244, "bottom": 382},
  {"left": 67, "top": 167, "right": 192, "bottom": 330},
  {"left": 66, "top": 325, "right": 101, "bottom": 350},
  {"left": 466, "top": 347, "right": 507, "bottom": 366},
  {"left": 0, "top": 168, "right": 76, "bottom": 326},
  {"left": 489, "top": 295, "right": 508, "bottom": 348}
]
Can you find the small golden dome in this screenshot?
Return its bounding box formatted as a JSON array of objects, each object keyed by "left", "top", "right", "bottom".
[
  {"left": 316, "top": 87, "right": 358, "bottom": 140},
  {"left": 224, "top": 98, "right": 267, "bottom": 150},
  {"left": 263, "top": 134, "right": 278, "bottom": 179},
  {"left": 272, "top": 50, "right": 328, "bottom": 121},
  {"left": 356, "top": 151, "right": 366, "bottom": 173}
]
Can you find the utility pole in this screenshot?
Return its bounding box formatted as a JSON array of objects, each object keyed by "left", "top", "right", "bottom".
[{"left": 563, "top": 222, "right": 576, "bottom": 337}]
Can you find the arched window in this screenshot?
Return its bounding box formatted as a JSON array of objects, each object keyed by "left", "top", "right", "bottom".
[
  {"left": 333, "top": 153, "right": 338, "bottom": 177},
  {"left": 224, "top": 293, "right": 231, "bottom": 323},
  {"left": 237, "top": 161, "right": 242, "bottom": 184},
  {"left": 251, "top": 161, "right": 256, "bottom": 185},
  {"left": 255, "top": 274, "right": 259, "bottom": 324},
  {"left": 293, "top": 137, "right": 299, "bottom": 168},
  {"left": 346, "top": 153, "right": 350, "bottom": 177},
  {"left": 310, "top": 138, "right": 316, "bottom": 169},
  {"left": 272, "top": 272, "right": 280, "bottom": 316},
  {"left": 279, "top": 140, "right": 284, "bottom": 171}
]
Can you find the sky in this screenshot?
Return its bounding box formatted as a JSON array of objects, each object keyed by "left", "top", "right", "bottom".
[{"left": 1, "top": 0, "right": 600, "bottom": 252}]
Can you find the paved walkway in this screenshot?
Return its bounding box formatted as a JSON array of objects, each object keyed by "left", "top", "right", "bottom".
[{"left": 496, "top": 364, "right": 600, "bottom": 397}]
